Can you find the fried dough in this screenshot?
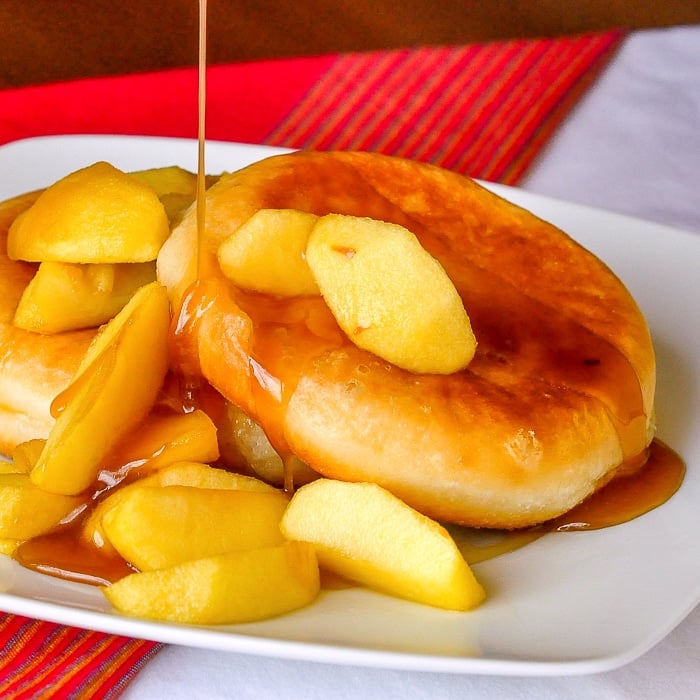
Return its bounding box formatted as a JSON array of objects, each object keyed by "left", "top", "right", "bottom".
[{"left": 158, "top": 151, "right": 655, "bottom": 528}]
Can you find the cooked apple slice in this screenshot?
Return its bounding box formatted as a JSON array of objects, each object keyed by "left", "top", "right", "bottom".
[
  {"left": 0, "top": 474, "right": 83, "bottom": 539},
  {"left": 13, "top": 261, "right": 156, "bottom": 333},
  {"left": 79, "top": 407, "right": 225, "bottom": 552},
  {"left": 281, "top": 478, "right": 485, "bottom": 611},
  {"left": 129, "top": 165, "right": 199, "bottom": 223},
  {"left": 218, "top": 209, "right": 320, "bottom": 296},
  {"left": 306, "top": 214, "right": 477, "bottom": 374},
  {"left": 128, "top": 165, "right": 197, "bottom": 197},
  {"left": 3, "top": 439, "right": 46, "bottom": 474},
  {"left": 101, "top": 485, "right": 289, "bottom": 570},
  {"left": 125, "top": 461, "right": 278, "bottom": 492},
  {"left": 29, "top": 282, "right": 170, "bottom": 495},
  {"left": 82, "top": 461, "right": 277, "bottom": 552},
  {"left": 105, "top": 410, "right": 220, "bottom": 477},
  {"left": 103, "top": 541, "right": 319, "bottom": 624},
  {"left": 226, "top": 404, "right": 319, "bottom": 486},
  {"left": 7, "top": 161, "right": 170, "bottom": 263}
]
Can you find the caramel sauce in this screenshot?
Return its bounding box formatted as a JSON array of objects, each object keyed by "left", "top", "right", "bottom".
[
  {"left": 237, "top": 289, "right": 344, "bottom": 467},
  {"left": 16, "top": 528, "right": 134, "bottom": 586},
  {"left": 450, "top": 439, "right": 685, "bottom": 564},
  {"left": 170, "top": 279, "right": 345, "bottom": 486},
  {"left": 15, "top": 401, "right": 221, "bottom": 584},
  {"left": 545, "top": 439, "right": 684, "bottom": 532},
  {"left": 196, "top": 0, "right": 208, "bottom": 277}
]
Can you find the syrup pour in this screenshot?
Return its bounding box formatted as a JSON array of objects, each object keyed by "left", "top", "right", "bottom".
[
  {"left": 196, "top": 0, "right": 207, "bottom": 273},
  {"left": 173, "top": 0, "right": 209, "bottom": 415}
]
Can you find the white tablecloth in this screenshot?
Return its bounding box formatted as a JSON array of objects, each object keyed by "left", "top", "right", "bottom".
[{"left": 124, "top": 25, "right": 700, "bottom": 700}]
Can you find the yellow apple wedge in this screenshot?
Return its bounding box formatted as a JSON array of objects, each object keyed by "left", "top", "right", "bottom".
[
  {"left": 103, "top": 541, "right": 320, "bottom": 625},
  {"left": 7, "top": 161, "right": 170, "bottom": 263},
  {"left": 306, "top": 214, "right": 476, "bottom": 374},
  {"left": 30, "top": 282, "right": 170, "bottom": 495},
  {"left": 13, "top": 261, "right": 156, "bottom": 333},
  {"left": 128, "top": 165, "right": 197, "bottom": 197},
  {"left": 111, "top": 460, "right": 277, "bottom": 492},
  {"left": 3, "top": 439, "right": 46, "bottom": 474},
  {"left": 101, "top": 485, "right": 289, "bottom": 570},
  {"left": 129, "top": 165, "right": 200, "bottom": 224},
  {"left": 83, "top": 461, "right": 277, "bottom": 553},
  {"left": 0, "top": 474, "right": 83, "bottom": 539},
  {"left": 280, "top": 479, "right": 485, "bottom": 611},
  {"left": 80, "top": 410, "right": 223, "bottom": 550},
  {"left": 217, "top": 209, "right": 320, "bottom": 296},
  {"left": 105, "top": 410, "right": 220, "bottom": 477}
]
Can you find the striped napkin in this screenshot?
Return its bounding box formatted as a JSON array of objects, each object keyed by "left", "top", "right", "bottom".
[
  {"left": 0, "top": 29, "right": 624, "bottom": 698},
  {"left": 0, "top": 615, "right": 158, "bottom": 699}
]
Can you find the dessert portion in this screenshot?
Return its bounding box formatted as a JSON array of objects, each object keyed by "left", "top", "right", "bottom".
[
  {"left": 158, "top": 150, "right": 656, "bottom": 529},
  {"left": 0, "top": 151, "right": 663, "bottom": 623}
]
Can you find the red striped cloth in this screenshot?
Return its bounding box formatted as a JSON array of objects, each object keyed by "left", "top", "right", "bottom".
[
  {"left": 0, "top": 31, "right": 623, "bottom": 184},
  {"left": 0, "top": 614, "right": 160, "bottom": 699},
  {"left": 263, "top": 33, "right": 618, "bottom": 184},
  {"left": 0, "top": 29, "right": 625, "bottom": 698}
]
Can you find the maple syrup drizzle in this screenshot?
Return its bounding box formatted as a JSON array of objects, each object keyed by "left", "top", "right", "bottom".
[
  {"left": 170, "top": 0, "right": 209, "bottom": 416},
  {"left": 545, "top": 439, "right": 684, "bottom": 532},
  {"left": 17, "top": 529, "right": 134, "bottom": 586},
  {"left": 449, "top": 439, "right": 684, "bottom": 564},
  {"left": 196, "top": 0, "right": 207, "bottom": 276}
]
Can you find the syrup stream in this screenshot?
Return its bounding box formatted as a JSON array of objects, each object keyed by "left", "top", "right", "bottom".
[{"left": 196, "top": 0, "right": 207, "bottom": 274}]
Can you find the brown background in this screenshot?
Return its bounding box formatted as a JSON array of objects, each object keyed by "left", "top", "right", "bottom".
[{"left": 1, "top": 1, "right": 700, "bottom": 89}]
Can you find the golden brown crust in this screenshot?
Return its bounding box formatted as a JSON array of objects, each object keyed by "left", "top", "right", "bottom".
[{"left": 158, "top": 151, "right": 656, "bottom": 528}]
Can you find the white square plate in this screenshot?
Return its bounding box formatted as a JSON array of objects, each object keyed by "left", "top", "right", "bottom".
[{"left": 1, "top": 135, "right": 698, "bottom": 676}]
